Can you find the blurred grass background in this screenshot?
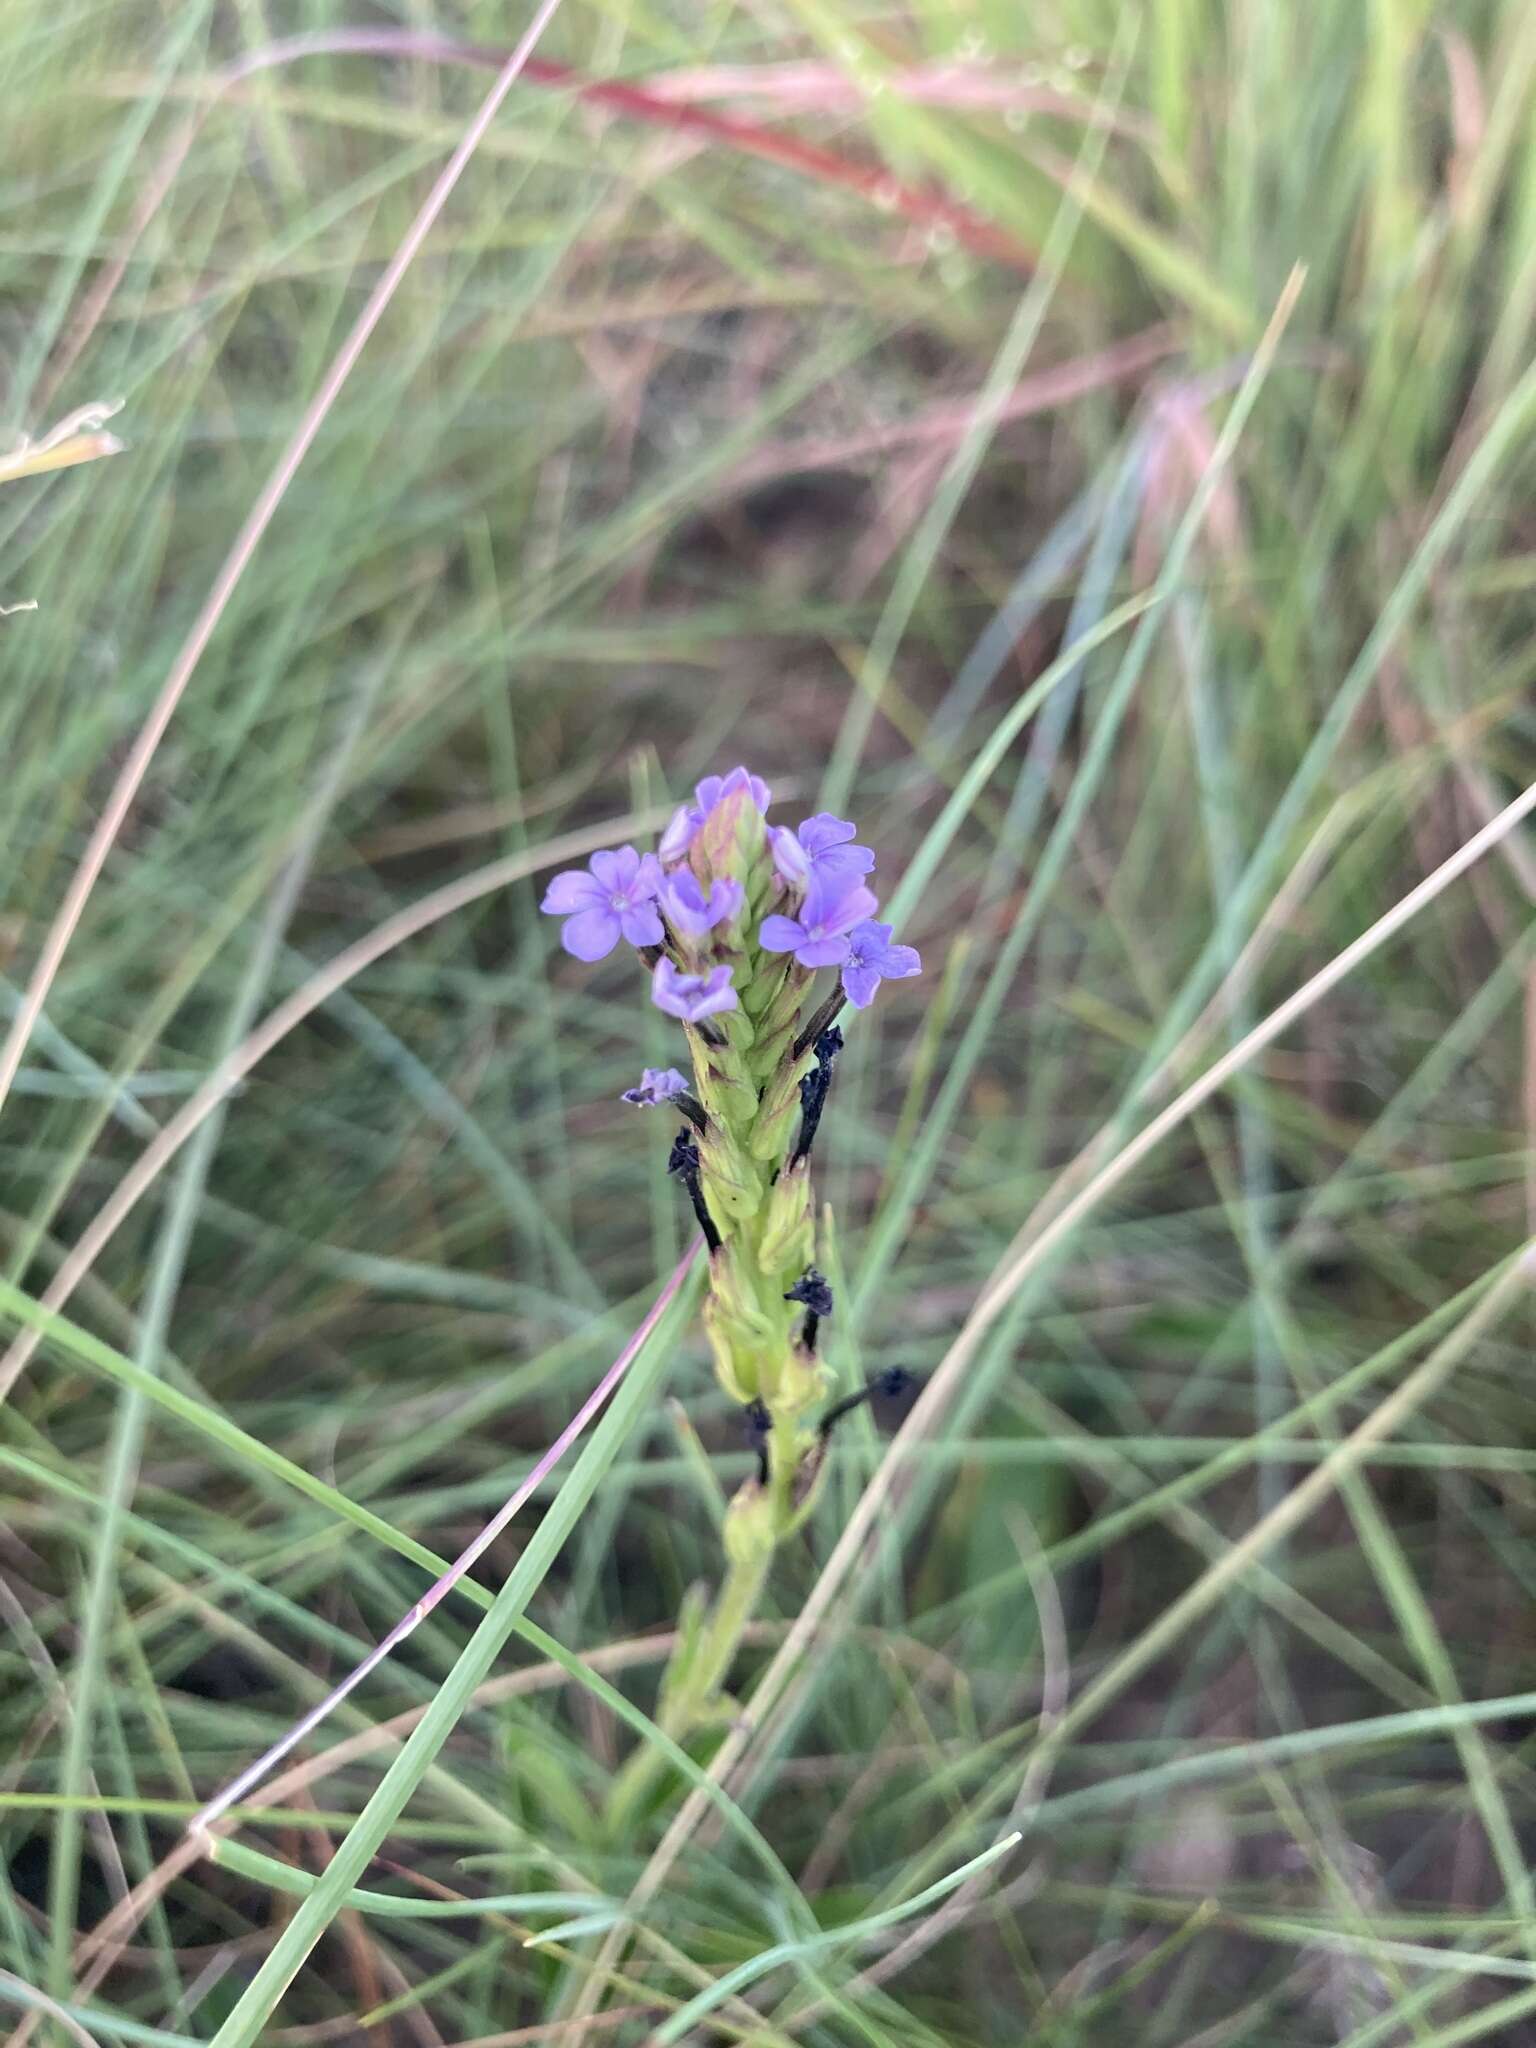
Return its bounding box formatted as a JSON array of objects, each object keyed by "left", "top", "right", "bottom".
[{"left": 3, "top": 1, "right": 1536, "bottom": 2041}]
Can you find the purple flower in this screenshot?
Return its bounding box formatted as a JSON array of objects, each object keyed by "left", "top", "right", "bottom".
[
  {"left": 841, "top": 920, "right": 922, "bottom": 1009},
  {"left": 658, "top": 766, "right": 772, "bottom": 864},
  {"left": 659, "top": 871, "right": 743, "bottom": 938},
  {"left": 658, "top": 805, "right": 700, "bottom": 864},
  {"left": 701, "top": 765, "right": 771, "bottom": 815},
  {"left": 769, "top": 814, "right": 875, "bottom": 894},
  {"left": 540, "top": 847, "right": 663, "bottom": 961},
  {"left": 758, "top": 879, "right": 878, "bottom": 970},
  {"left": 621, "top": 1067, "right": 690, "bottom": 1107},
  {"left": 651, "top": 959, "right": 739, "bottom": 1023}
]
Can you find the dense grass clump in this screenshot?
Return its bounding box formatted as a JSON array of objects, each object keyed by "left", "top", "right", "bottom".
[{"left": 3, "top": 4, "right": 1536, "bottom": 2042}]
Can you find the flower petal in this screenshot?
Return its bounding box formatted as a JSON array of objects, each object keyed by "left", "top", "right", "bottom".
[
  {"left": 660, "top": 872, "right": 707, "bottom": 934},
  {"left": 650, "top": 959, "right": 738, "bottom": 1021},
  {"left": 707, "top": 878, "right": 744, "bottom": 925},
  {"left": 691, "top": 968, "right": 739, "bottom": 1019},
  {"left": 798, "top": 813, "right": 857, "bottom": 855},
  {"left": 841, "top": 961, "right": 881, "bottom": 1008},
  {"left": 650, "top": 959, "right": 690, "bottom": 1017},
  {"left": 588, "top": 847, "right": 630, "bottom": 891},
  {"left": 618, "top": 900, "right": 664, "bottom": 948},
  {"left": 796, "top": 934, "right": 854, "bottom": 969},
  {"left": 658, "top": 805, "right": 699, "bottom": 863},
  {"left": 768, "top": 825, "right": 810, "bottom": 889},
  {"left": 815, "top": 842, "right": 876, "bottom": 881},
  {"left": 560, "top": 907, "right": 621, "bottom": 961},
  {"left": 880, "top": 942, "right": 922, "bottom": 979},
  {"left": 540, "top": 869, "right": 604, "bottom": 914},
  {"left": 757, "top": 914, "right": 805, "bottom": 954},
  {"left": 813, "top": 883, "right": 878, "bottom": 935}
]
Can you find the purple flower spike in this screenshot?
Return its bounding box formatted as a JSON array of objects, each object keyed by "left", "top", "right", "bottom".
[
  {"left": 540, "top": 847, "right": 663, "bottom": 961},
  {"left": 621, "top": 1067, "right": 690, "bottom": 1107},
  {"left": 841, "top": 920, "right": 922, "bottom": 1009},
  {"left": 652, "top": 959, "right": 739, "bottom": 1023},
  {"left": 657, "top": 768, "right": 772, "bottom": 867},
  {"left": 660, "top": 871, "right": 743, "bottom": 938},
  {"left": 759, "top": 879, "right": 879, "bottom": 970}
]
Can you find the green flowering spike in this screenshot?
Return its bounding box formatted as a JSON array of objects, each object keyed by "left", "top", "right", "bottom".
[
  {"left": 740, "top": 954, "right": 789, "bottom": 1023},
  {"left": 757, "top": 1161, "right": 814, "bottom": 1275},
  {"left": 692, "top": 1070, "right": 760, "bottom": 1146},
  {"left": 702, "top": 1305, "right": 755, "bottom": 1402},
  {"left": 744, "top": 1020, "right": 795, "bottom": 1086},
  {"left": 748, "top": 1048, "right": 814, "bottom": 1160},
  {"left": 696, "top": 1130, "right": 762, "bottom": 1215},
  {"left": 722, "top": 1478, "right": 777, "bottom": 1570},
  {"left": 541, "top": 768, "right": 924, "bottom": 1815}
]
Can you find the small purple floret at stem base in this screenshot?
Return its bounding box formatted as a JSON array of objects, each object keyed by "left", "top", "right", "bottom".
[
  {"left": 651, "top": 958, "right": 739, "bottom": 1023},
  {"left": 539, "top": 846, "right": 663, "bottom": 961},
  {"left": 759, "top": 879, "right": 878, "bottom": 970},
  {"left": 660, "top": 871, "right": 743, "bottom": 938},
  {"left": 622, "top": 1067, "right": 690, "bottom": 1107},
  {"left": 840, "top": 919, "right": 922, "bottom": 1009},
  {"left": 658, "top": 766, "right": 772, "bottom": 864}
]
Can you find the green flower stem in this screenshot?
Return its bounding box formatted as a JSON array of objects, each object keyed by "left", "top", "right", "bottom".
[
  {"left": 603, "top": 789, "right": 837, "bottom": 1839},
  {"left": 602, "top": 1543, "right": 769, "bottom": 1842}
]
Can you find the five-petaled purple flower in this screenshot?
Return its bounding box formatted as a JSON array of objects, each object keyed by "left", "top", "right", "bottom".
[
  {"left": 841, "top": 920, "right": 921, "bottom": 1009},
  {"left": 659, "top": 767, "right": 772, "bottom": 864},
  {"left": 652, "top": 959, "right": 739, "bottom": 1023},
  {"left": 660, "top": 871, "right": 743, "bottom": 939},
  {"left": 759, "top": 879, "right": 879, "bottom": 969},
  {"left": 769, "top": 814, "right": 875, "bottom": 895},
  {"left": 540, "top": 847, "right": 663, "bottom": 961},
  {"left": 621, "top": 1067, "right": 690, "bottom": 1107}
]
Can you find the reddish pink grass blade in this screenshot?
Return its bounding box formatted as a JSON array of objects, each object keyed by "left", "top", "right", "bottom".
[{"left": 208, "top": 30, "right": 1042, "bottom": 273}]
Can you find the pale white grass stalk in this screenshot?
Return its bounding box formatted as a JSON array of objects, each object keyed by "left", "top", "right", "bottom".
[
  {"left": 0, "top": 808, "right": 665, "bottom": 1405},
  {"left": 568, "top": 777, "right": 1536, "bottom": 2037},
  {"left": 0, "top": 0, "right": 566, "bottom": 1121},
  {"left": 186, "top": 1241, "right": 699, "bottom": 1836}
]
